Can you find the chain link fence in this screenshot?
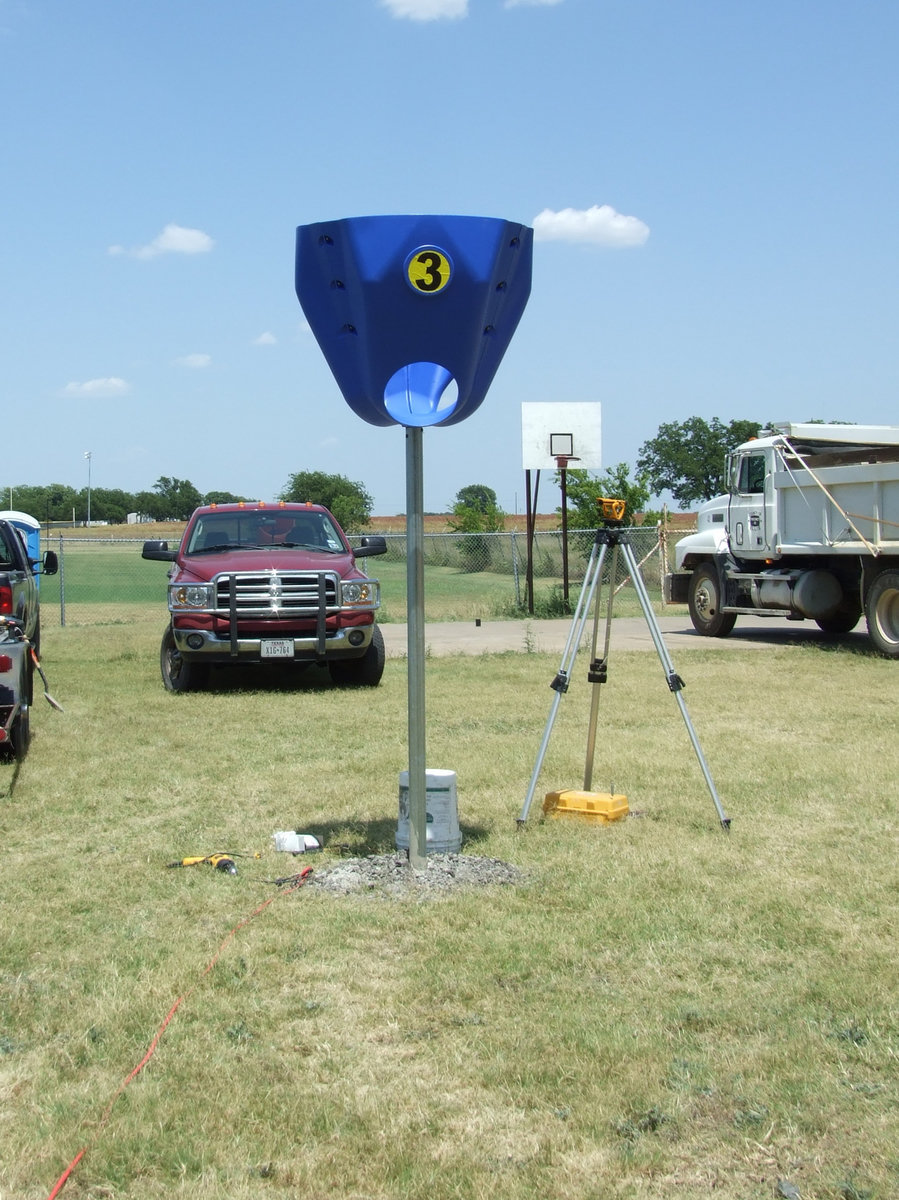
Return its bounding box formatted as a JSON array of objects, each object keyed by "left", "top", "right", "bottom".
[{"left": 37, "top": 525, "right": 695, "bottom": 627}]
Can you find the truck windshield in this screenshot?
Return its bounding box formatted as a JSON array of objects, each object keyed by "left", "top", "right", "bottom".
[{"left": 187, "top": 512, "right": 347, "bottom": 554}]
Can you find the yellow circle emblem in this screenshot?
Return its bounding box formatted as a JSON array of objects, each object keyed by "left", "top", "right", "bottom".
[{"left": 405, "top": 246, "right": 453, "bottom": 295}]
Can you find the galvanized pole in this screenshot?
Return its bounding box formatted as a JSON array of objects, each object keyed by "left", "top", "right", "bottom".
[
  {"left": 405, "top": 427, "right": 427, "bottom": 867},
  {"left": 59, "top": 534, "right": 66, "bottom": 628}
]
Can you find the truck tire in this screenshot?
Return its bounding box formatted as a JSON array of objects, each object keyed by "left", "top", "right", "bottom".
[
  {"left": 815, "top": 600, "right": 862, "bottom": 635},
  {"left": 328, "top": 625, "right": 385, "bottom": 687},
  {"left": 11, "top": 703, "right": 30, "bottom": 761},
  {"left": 160, "top": 625, "right": 208, "bottom": 692},
  {"left": 865, "top": 570, "right": 899, "bottom": 658},
  {"left": 688, "top": 563, "right": 737, "bottom": 638}
]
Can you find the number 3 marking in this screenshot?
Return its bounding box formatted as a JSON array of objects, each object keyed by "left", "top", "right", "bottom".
[{"left": 405, "top": 246, "right": 453, "bottom": 295}]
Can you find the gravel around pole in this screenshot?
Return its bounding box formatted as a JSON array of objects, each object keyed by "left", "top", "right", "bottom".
[{"left": 306, "top": 853, "right": 527, "bottom": 899}]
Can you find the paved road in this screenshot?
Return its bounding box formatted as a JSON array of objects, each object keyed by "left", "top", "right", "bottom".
[{"left": 379, "top": 615, "right": 869, "bottom": 657}]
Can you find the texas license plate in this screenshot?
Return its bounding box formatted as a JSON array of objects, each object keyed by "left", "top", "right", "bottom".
[{"left": 261, "top": 639, "right": 294, "bottom": 659}]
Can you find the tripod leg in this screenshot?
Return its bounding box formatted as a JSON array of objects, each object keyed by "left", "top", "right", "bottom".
[
  {"left": 583, "top": 543, "right": 617, "bottom": 791},
  {"left": 517, "top": 540, "right": 609, "bottom": 825},
  {"left": 620, "top": 539, "right": 731, "bottom": 830}
]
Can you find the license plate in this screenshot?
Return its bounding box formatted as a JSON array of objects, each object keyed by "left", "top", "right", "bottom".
[{"left": 261, "top": 639, "right": 294, "bottom": 659}]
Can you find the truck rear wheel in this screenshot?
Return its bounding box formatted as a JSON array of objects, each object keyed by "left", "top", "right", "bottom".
[
  {"left": 688, "top": 563, "right": 737, "bottom": 638},
  {"left": 328, "top": 625, "right": 385, "bottom": 687},
  {"left": 865, "top": 570, "right": 899, "bottom": 658},
  {"left": 160, "top": 626, "right": 208, "bottom": 692},
  {"left": 10, "top": 703, "right": 30, "bottom": 761},
  {"left": 815, "top": 599, "right": 862, "bottom": 635}
]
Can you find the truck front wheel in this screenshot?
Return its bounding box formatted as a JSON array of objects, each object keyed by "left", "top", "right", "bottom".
[
  {"left": 329, "top": 625, "right": 385, "bottom": 687},
  {"left": 865, "top": 570, "right": 899, "bottom": 658},
  {"left": 688, "top": 563, "right": 737, "bottom": 638},
  {"left": 160, "top": 626, "right": 208, "bottom": 692}
]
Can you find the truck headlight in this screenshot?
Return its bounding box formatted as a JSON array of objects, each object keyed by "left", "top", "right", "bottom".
[
  {"left": 341, "top": 580, "right": 379, "bottom": 606},
  {"left": 170, "top": 583, "right": 215, "bottom": 610}
]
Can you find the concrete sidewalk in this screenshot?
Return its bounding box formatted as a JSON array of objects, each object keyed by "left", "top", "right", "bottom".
[{"left": 379, "top": 615, "right": 868, "bottom": 657}]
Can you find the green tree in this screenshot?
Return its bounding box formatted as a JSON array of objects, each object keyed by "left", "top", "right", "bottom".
[
  {"left": 448, "top": 483, "right": 504, "bottom": 532},
  {"left": 557, "top": 463, "right": 651, "bottom": 528},
  {"left": 2, "top": 484, "right": 79, "bottom": 523},
  {"left": 279, "top": 471, "right": 373, "bottom": 531},
  {"left": 448, "top": 483, "right": 505, "bottom": 572},
  {"left": 152, "top": 476, "right": 204, "bottom": 521},
  {"left": 134, "top": 489, "right": 164, "bottom": 521},
  {"left": 637, "top": 417, "right": 761, "bottom": 509},
  {"left": 204, "top": 490, "right": 251, "bottom": 506},
  {"left": 85, "top": 487, "right": 133, "bottom": 523},
  {"left": 454, "top": 483, "right": 499, "bottom": 516}
]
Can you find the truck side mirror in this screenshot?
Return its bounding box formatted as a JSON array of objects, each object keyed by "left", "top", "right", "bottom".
[
  {"left": 142, "top": 540, "right": 177, "bottom": 562},
  {"left": 41, "top": 550, "right": 59, "bottom": 576},
  {"left": 353, "top": 536, "right": 387, "bottom": 558}
]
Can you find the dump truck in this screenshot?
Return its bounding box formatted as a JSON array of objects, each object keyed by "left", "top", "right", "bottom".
[
  {"left": 665, "top": 423, "right": 899, "bottom": 657},
  {"left": 142, "top": 501, "right": 388, "bottom": 691}
]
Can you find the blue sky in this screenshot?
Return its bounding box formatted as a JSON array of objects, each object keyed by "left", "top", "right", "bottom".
[{"left": 3, "top": 0, "right": 897, "bottom": 516}]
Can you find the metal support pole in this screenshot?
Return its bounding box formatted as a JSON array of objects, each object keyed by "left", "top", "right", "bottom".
[
  {"left": 59, "top": 534, "right": 66, "bottom": 628},
  {"left": 524, "top": 469, "right": 538, "bottom": 615},
  {"left": 560, "top": 467, "right": 570, "bottom": 607},
  {"left": 405, "top": 427, "right": 428, "bottom": 867}
]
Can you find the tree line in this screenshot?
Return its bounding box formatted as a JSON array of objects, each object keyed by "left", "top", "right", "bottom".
[
  {"left": 1, "top": 471, "right": 377, "bottom": 529},
  {"left": 5, "top": 416, "right": 799, "bottom": 528},
  {"left": 559, "top": 417, "right": 766, "bottom": 528}
]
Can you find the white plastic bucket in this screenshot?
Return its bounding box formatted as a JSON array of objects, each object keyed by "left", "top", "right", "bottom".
[{"left": 396, "top": 768, "right": 461, "bottom": 854}]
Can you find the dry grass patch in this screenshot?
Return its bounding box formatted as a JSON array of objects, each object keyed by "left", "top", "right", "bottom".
[{"left": 1, "top": 616, "right": 897, "bottom": 1198}]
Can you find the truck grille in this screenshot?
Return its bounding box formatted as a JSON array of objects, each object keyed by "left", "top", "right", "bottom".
[{"left": 213, "top": 570, "right": 339, "bottom": 617}]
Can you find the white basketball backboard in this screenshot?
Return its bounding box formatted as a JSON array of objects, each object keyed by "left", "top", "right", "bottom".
[{"left": 521, "top": 402, "right": 602, "bottom": 470}]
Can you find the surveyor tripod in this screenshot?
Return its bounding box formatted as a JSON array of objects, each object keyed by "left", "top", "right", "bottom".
[{"left": 517, "top": 517, "right": 730, "bottom": 830}]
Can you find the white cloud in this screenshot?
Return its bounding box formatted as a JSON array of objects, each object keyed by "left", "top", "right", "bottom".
[
  {"left": 505, "top": 0, "right": 563, "bottom": 7},
  {"left": 532, "top": 204, "right": 650, "bottom": 247},
  {"left": 61, "top": 377, "right": 131, "bottom": 398},
  {"left": 379, "top": 0, "right": 467, "bottom": 20},
  {"left": 253, "top": 331, "right": 277, "bottom": 345},
  {"left": 108, "top": 223, "right": 215, "bottom": 259},
  {"left": 175, "top": 353, "right": 212, "bottom": 368}
]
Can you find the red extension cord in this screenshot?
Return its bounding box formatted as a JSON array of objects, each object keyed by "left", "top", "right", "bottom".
[{"left": 46, "top": 866, "right": 313, "bottom": 1198}]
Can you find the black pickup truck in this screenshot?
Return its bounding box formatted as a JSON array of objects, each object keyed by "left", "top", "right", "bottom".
[{"left": 0, "top": 519, "right": 57, "bottom": 759}]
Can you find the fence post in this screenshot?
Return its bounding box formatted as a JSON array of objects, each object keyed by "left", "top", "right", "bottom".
[
  {"left": 511, "top": 530, "right": 521, "bottom": 608},
  {"left": 58, "top": 534, "right": 66, "bottom": 627},
  {"left": 658, "top": 508, "right": 668, "bottom": 610}
]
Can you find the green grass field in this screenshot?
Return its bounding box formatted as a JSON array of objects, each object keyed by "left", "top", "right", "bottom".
[
  {"left": 3, "top": 614, "right": 897, "bottom": 1198},
  {"left": 37, "top": 542, "right": 663, "bottom": 625}
]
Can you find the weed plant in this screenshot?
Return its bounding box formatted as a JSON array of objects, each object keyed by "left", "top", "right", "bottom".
[{"left": 2, "top": 615, "right": 898, "bottom": 1198}]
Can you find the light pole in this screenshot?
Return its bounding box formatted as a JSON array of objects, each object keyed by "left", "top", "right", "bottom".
[{"left": 84, "top": 451, "right": 92, "bottom": 527}]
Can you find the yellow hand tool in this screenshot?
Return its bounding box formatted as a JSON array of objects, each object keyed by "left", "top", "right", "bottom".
[{"left": 166, "top": 853, "right": 238, "bottom": 874}]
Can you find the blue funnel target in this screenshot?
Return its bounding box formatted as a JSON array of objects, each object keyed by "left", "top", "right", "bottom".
[{"left": 295, "top": 214, "right": 533, "bottom": 427}]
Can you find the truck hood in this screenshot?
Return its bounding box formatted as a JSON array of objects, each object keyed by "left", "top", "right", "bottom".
[
  {"left": 175, "top": 546, "right": 363, "bottom": 582},
  {"left": 674, "top": 494, "right": 729, "bottom": 570}
]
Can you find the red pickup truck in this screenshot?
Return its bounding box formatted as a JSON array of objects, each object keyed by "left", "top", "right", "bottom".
[{"left": 142, "top": 502, "right": 388, "bottom": 691}]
